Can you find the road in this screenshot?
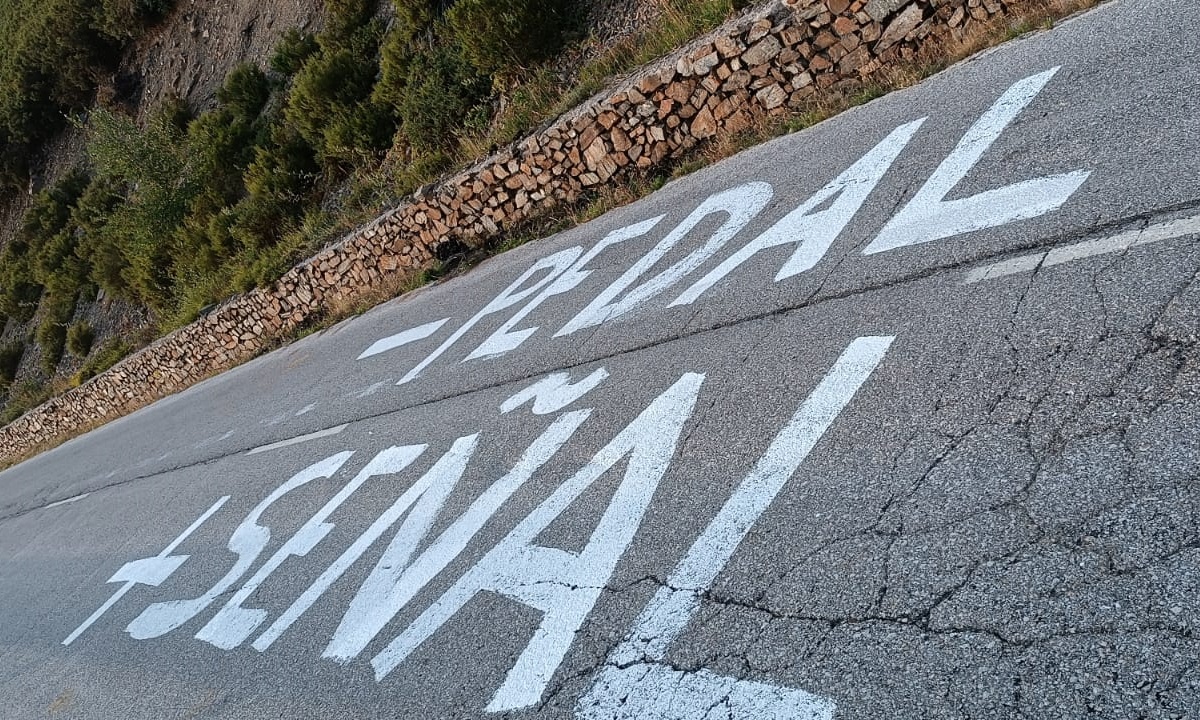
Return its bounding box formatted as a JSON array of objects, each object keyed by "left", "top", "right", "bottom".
[{"left": 3, "top": 1, "right": 1199, "bottom": 717}]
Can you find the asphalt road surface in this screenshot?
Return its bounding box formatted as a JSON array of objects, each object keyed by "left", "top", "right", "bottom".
[{"left": 3, "top": 1, "right": 1200, "bottom": 718}]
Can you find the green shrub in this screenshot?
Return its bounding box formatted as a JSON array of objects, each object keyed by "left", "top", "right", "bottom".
[
  {"left": 85, "top": 105, "right": 197, "bottom": 311},
  {"left": 0, "top": 241, "right": 43, "bottom": 323},
  {"left": 0, "top": 0, "right": 172, "bottom": 189},
  {"left": 285, "top": 37, "right": 391, "bottom": 171},
  {"left": 446, "top": 0, "right": 579, "bottom": 77},
  {"left": 392, "top": 0, "right": 439, "bottom": 30},
  {"left": 66, "top": 321, "right": 95, "bottom": 356},
  {"left": 374, "top": 2, "right": 439, "bottom": 108},
  {"left": 396, "top": 44, "right": 488, "bottom": 154},
  {"left": 70, "top": 176, "right": 123, "bottom": 283},
  {"left": 36, "top": 320, "right": 68, "bottom": 373},
  {"left": 322, "top": 0, "right": 378, "bottom": 48},
  {"left": 34, "top": 289, "right": 78, "bottom": 373},
  {"left": 0, "top": 342, "right": 24, "bottom": 385},
  {"left": 217, "top": 63, "right": 271, "bottom": 119},
  {"left": 1, "top": 380, "right": 50, "bottom": 424},
  {"left": 270, "top": 29, "right": 319, "bottom": 77},
  {"left": 73, "top": 337, "right": 130, "bottom": 385}
]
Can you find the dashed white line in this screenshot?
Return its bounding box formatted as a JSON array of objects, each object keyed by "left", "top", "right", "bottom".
[
  {"left": 246, "top": 425, "right": 349, "bottom": 456},
  {"left": 965, "top": 214, "right": 1200, "bottom": 284},
  {"left": 43, "top": 493, "right": 91, "bottom": 510}
]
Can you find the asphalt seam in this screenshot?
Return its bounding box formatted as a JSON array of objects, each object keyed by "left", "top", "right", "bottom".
[{"left": 3, "top": 199, "right": 1198, "bottom": 525}]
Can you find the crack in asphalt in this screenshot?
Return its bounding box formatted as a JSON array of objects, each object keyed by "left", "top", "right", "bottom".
[
  {"left": 522, "top": 259, "right": 1200, "bottom": 712},
  {"left": 12, "top": 199, "right": 1199, "bottom": 527},
  {"left": 4, "top": 200, "right": 1200, "bottom": 720}
]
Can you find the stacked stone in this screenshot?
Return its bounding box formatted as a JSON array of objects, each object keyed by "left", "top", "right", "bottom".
[{"left": 0, "top": 0, "right": 1016, "bottom": 462}]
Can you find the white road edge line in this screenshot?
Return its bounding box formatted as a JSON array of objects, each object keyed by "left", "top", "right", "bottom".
[
  {"left": 246, "top": 425, "right": 349, "bottom": 456},
  {"left": 964, "top": 213, "right": 1200, "bottom": 284},
  {"left": 42, "top": 492, "right": 91, "bottom": 510}
]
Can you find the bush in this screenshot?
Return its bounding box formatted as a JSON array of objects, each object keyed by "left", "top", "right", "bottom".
[
  {"left": 66, "top": 321, "right": 95, "bottom": 356},
  {"left": 86, "top": 105, "right": 196, "bottom": 311},
  {"left": 0, "top": 342, "right": 24, "bottom": 385},
  {"left": 446, "top": 0, "right": 579, "bottom": 77},
  {"left": 1, "top": 380, "right": 50, "bottom": 424},
  {"left": 0, "top": 247, "right": 43, "bottom": 322},
  {"left": 396, "top": 44, "right": 489, "bottom": 154},
  {"left": 217, "top": 63, "right": 271, "bottom": 119},
  {"left": 322, "top": 0, "right": 378, "bottom": 48},
  {"left": 0, "top": 0, "right": 172, "bottom": 189},
  {"left": 270, "top": 29, "right": 319, "bottom": 77},
  {"left": 72, "top": 338, "right": 130, "bottom": 385},
  {"left": 285, "top": 38, "right": 391, "bottom": 171},
  {"left": 34, "top": 289, "right": 78, "bottom": 373},
  {"left": 36, "top": 320, "right": 68, "bottom": 373},
  {"left": 71, "top": 176, "right": 126, "bottom": 296}
]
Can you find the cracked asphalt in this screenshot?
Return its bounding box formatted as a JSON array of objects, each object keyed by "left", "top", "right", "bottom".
[{"left": 2, "top": 1, "right": 1199, "bottom": 718}]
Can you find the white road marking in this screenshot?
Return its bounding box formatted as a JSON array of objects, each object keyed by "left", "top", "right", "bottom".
[
  {"left": 354, "top": 380, "right": 391, "bottom": 399},
  {"left": 964, "top": 214, "right": 1200, "bottom": 284},
  {"left": 321, "top": 415, "right": 590, "bottom": 660},
  {"left": 258, "top": 412, "right": 588, "bottom": 653},
  {"left": 358, "top": 318, "right": 450, "bottom": 360},
  {"left": 864, "top": 67, "right": 1090, "bottom": 254},
  {"left": 465, "top": 218, "right": 665, "bottom": 361},
  {"left": 500, "top": 368, "right": 610, "bottom": 415},
  {"left": 126, "top": 453, "right": 354, "bottom": 640},
  {"left": 579, "top": 664, "right": 834, "bottom": 720},
  {"left": 579, "top": 336, "right": 894, "bottom": 720},
  {"left": 295, "top": 403, "right": 318, "bottom": 416},
  {"left": 43, "top": 493, "right": 91, "bottom": 510},
  {"left": 63, "top": 496, "right": 229, "bottom": 646},
  {"left": 374, "top": 374, "right": 706, "bottom": 711},
  {"left": 401, "top": 248, "right": 585, "bottom": 384},
  {"left": 245, "top": 425, "right": 349, "bottom": 455},
  {"left": 963, "top": 253, "right": 1044, "bottom": 283},
  {"left": 672, "top": 120, "right": 925, "bottom": 306},
  {"left": 557, "top": 184, "right": 773, "bottom": 337},
  {"left": 198, "top": 445, "right": 427, "bottom": 650}
]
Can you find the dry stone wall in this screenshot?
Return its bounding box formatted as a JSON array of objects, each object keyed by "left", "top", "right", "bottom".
[{"left": 0, "top": 0, "right": 1020, "bottom": 461}]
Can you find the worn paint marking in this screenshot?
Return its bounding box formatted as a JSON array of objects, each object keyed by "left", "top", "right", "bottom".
[{"left": 964, "top": 213, "right": 1200, "bottom": 284}]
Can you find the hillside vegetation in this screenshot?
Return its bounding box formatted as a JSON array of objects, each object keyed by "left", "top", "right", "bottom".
[
  {"left": 0, "top": 0, "right": 748, "bottom": 422},
  {"left": 0, "top": 0, "right": 172, "bottom": 186}
]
